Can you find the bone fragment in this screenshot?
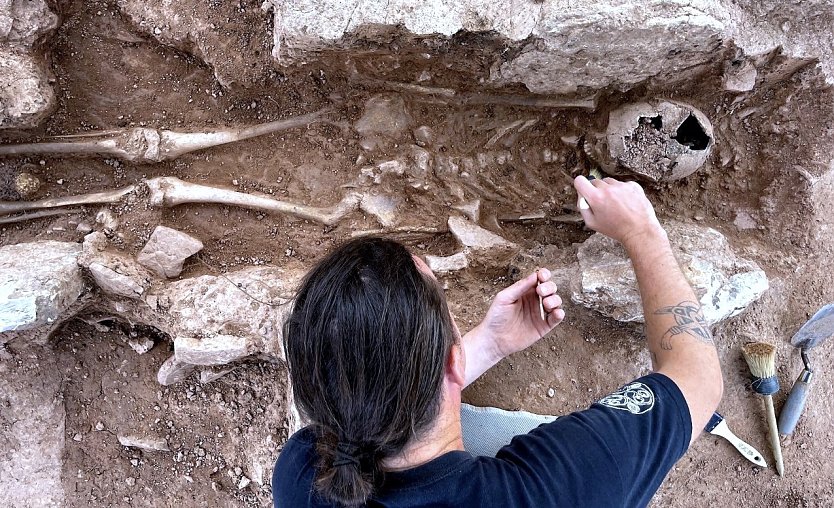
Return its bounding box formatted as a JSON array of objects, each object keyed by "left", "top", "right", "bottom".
[
  {"left": 498, "top": 212, "right": 584, "bottom": 224},
  {"left": 0, "top": 207, "right": 84, "bottom": 225},
  {"left": 351, "top": 226, "right": 445, "bottom": 238},
  {"left": 373, "top": 79, "right": 457, "bottom": 97},
  {"left": 0, "top": 185, "right": 136, "bottom": 216},
  {"left": 463, "top": 94, "right": 596, "bottom": 110},
  {"left": 485, "top": 119, "right": 539, "bottom": 148},
  {"left": 145, "top": 177, "right": 361, "bottom": 226},
  {"left": 0, "top": 109, "right": 329, "bottom": 163}
]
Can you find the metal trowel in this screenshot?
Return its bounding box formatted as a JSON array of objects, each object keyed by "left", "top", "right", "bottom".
[
  {"left": 778, "top": 303, "right": 834, "bottom": 436},
  {"left": 705, "top": 412, "right": 768, "bottom": 468}
]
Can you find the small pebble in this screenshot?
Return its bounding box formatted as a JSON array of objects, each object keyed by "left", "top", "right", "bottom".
[
  {"left": 547, "top": 388, "right": 555, "bottom": 398},
  {"left": 94, "top": 421, "right": 105, "bottom": 431}
]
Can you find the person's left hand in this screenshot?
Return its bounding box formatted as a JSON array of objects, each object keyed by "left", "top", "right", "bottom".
[{"left": 462, "top": 269, "right": 565, "bottom": 386}]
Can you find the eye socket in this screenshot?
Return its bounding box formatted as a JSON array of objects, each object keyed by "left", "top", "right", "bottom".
[{"left": 672, "top": 114, "right": 710, "bottom": 150}]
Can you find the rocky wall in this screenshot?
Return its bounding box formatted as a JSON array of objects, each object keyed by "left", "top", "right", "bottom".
[{"left": 0, "top": 0, "right": 58, "bottom": 129}]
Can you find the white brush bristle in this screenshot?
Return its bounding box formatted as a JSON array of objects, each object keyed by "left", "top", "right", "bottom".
[{"left": 741, "top": 342, "right": 777, "bottom": 379}]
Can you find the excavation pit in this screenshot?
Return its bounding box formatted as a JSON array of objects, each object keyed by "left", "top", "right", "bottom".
[{"left": 2, "top": 1, "right": 834, "bottom": 506}]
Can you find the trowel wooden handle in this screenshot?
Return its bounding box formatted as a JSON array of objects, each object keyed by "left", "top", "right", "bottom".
[{"left": 778, "top": 369, "right": 813, "bottom": 436}]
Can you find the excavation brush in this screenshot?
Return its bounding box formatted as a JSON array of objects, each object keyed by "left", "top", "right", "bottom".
[
  {"left": 778, "top": 303, "right": 834, "bottom": 436},
  {"left": 741, "top": 342, "right": 784, "bottom": 476}
]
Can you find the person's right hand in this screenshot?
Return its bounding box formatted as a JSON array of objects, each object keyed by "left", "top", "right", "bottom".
[{"left": 573, "top": 175, "right": 666, "bottom": 249}]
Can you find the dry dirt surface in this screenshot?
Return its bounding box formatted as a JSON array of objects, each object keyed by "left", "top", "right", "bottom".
[{"left": 2, "top": 0, "right": 834, "bottom": 507}]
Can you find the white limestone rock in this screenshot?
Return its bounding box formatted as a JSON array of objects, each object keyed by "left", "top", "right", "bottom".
[
  {"left": 161, "top": 266, "right": 293, "bottom": 361},
  {"left": 137, "top": 225, "right": 204, "bottom": 278},
  {"left": 88, "top": 257, "right": 151, "bottom": 300},
  {"left": 570, "top": 221, "right": 769, "bottom": 325},
  {"left": 0, "top": 0, "right": 59, "bottom": 129},
  {"left": 80, "top": 232, "right": 152, "bottom": 300},
  {"left": 0, "top": 48, "right": 56, "bottom": 129},
  {"left": 0, "top": 241, "right": 84, "bottom": 333},
  {"left": 267, "top": 1, "right": 728, "bottom": 94},
  {"left": 174, "top": 334, "right": 254, "bottom": 366},
  {"left": 447, "top": 216, "right": 519, "bottom": 266},
  {"left": 723, "top": 59, "right": 758, "bottom": 92},
  {"left": 267, "top": 1, "right": 834, "bottom": 93},
  {"left": 426, "top": 252, "right": 469, "bottom": 273},
  {"left": 128, "top": 336, "right": 155, "bottom": 354},
  {"left": 157, "top": 355, "right": 196, "bottom": 386}
]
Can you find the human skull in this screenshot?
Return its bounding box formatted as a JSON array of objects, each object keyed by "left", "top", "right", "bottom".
[{"left": 587, "top": 100, "right": 713, "bottom": 182}]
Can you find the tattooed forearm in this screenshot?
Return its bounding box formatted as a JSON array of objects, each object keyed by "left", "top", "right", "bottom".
[{"left": 654, "top": 300, "right": 713, "bottom": 350}]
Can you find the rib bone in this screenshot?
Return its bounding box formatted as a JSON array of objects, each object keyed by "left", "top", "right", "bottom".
[
  {"left": 145, "top": 177, "right": 361, "bottom": 226},
  {"left": 0, "top": 109, "right": 329, "bottom": 163}
]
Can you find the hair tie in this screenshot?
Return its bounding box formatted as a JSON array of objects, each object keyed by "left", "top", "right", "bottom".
[{"left": 333, "top": 441, "right": 361, "bottom": 468}]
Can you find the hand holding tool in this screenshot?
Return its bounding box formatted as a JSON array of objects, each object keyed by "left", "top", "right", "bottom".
[
  {"left": 577, "top": 168, "right": 603, "bottom": 211},
  {"left": 741, "top": 342, "right": 784, "bottom": 476},
  {"left": 705, "top": 412, "right": 767, "bottom": 468},
  {"left": 536, "top": 268, "right": 546, "bottom": 321},
  {"left": 778, "top": 303, "right": 834, "bottom": 436}
]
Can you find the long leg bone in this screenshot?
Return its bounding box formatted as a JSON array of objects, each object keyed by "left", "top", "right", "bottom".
[
  {"left": 145, "top": 177, "right": 361, "bottom": 226},
  {"left": 0, "top": 207, "right": 85, "bottom": 225},
  {"left": 0, "top": 109, "right": 330, "bottom": 163},
  {"left": 0, "top": 185, "right": 137, "bottom": 215}
]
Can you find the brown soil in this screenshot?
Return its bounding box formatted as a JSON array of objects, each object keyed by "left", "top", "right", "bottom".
[
  {"left": 2, "top": 0, "right": 834, "bottom": 507},
  {"left": 54, "top": 320, "right": 288, "bottom": 507}
]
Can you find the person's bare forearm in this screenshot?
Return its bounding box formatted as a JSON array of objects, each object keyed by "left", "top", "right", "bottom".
[
  {"left": 460, "top": 269, "right": 565, "bottom": 388},
  {"left": 625, "top": 226, "right": 723, "bottom": 442},
  {"left": 574, "top": 175, "right": 723, "bottom": 443}
]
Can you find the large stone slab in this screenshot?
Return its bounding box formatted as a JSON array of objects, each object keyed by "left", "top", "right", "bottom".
[
  {"left": 266, "top": 0, "right": 728, "bottom": 94},
  {"left": 0, "top": 241, "right": 84, "bottom": 333},
  {"left": 266, "top": 0, "right": 834, "bottom": 93},
  {"left": 161, "top": 266, "right": 293, "bottom": 362},
  {"left": 0, "top": 0, "right": 59, "bottom": 129},
  {"left": 570, "top": 221, "right": 769, "bottom": 325},
  {"left": 0, "top": 47, "right": 56, "bottom": 129}
]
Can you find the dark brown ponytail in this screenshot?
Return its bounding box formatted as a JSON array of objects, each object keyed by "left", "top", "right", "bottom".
[{"left": 283, "top": 238, "right": 455, "bottom": 506}]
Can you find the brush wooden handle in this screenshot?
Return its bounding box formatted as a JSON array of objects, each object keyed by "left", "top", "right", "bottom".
[{"left": 765, "top": 395, "right": 785, "bottom": 476}]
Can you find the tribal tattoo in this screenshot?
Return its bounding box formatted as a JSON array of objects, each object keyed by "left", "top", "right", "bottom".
[{"left": 654, "top": 300, "right": 713, "bottom": 350}]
